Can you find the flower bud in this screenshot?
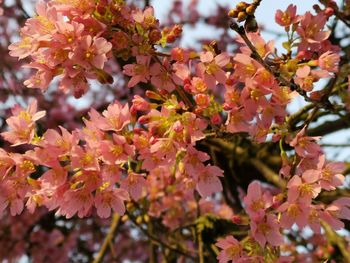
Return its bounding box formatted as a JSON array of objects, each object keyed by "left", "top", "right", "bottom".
[
  {"left": 246, "top": 5, "right": 255, "bottom": 15},
  {"left": 237, "top": 2, "right": 249, "bottom": 11},
  {"left": 237, "top": 11, "right": 247, "bottom": 22},
  {"left": 228, "top": 9, "right": 238, "bottom": 18},
  {"left": 231, "top": 215, "right": 242, "bottom": 224},
  {"left": 211, "top": 113, "right": 222, "bottom": 125},
  {"left": 324, "top": 7, "right": 334, "bottom": 16}
]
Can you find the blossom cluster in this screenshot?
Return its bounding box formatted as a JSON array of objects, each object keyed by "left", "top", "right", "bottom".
[{"left": 3, "top": 0, "right": 350, "bottom": 262}]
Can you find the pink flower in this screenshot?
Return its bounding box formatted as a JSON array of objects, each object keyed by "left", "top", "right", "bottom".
[
  {"left": 278, "top": 201, "right": 310, "bottom": 229},
  {"left": 99, "top": 134, "right": 135, "bottom": 165},
  {"left": 196, "top": 165, "right": 223, "bottom": 197},
  {"left": 297, "top": 12, "right": 331, "bottom": 44},
  {"left": 59, "top": 70, "right": 90, "bottom": 98},
  {"left": 239, "top": 33, "right": 274, "bottom": 58},
  {"left": 8, "top": 36, "right": 40, "bottom": 59},
  {"left": 182, "top": 146, "right": 209, "bottom": 177},
  {"left": 318, "top": 51, "right": 340, "bottom": 73},
  {"left": 287, "top": 172, "right": 321, "bottom": 203},
  {"left": 306, "top": 155, "right": 345, "bottom": 191},
  {"left": 120, "top": 172, "right": 147, "bottom": 200},
  {"left": 71, "top": 145, "right": 100, "bottom": 171},
  {"left": 1, "top": 100, "right": 46, "bottom": 146},
  {"left": 0, "top": 149, "right": 15, "bottom": 179},
  {"left": 88, "top": 101, "right": 131, "bottom": 132},
  {"left": 53, "top": 20, "right": 84, "bottom": 47},
  {"left": 94, "top": 188, "right": 129, "bottom": 218},
  {"left": 70, "top": 35, "right": 112, "bottom": 69},
  {"left": 329, "top": 197, "right": 350, "bottom": 221},
  {"left": 130, "top": 95, "right": 150, "bottom": 114},
  {"left": 226, "top": 108, "right": 250, "bottom": 133},
  {"left": 216, "top": 236, "right": 242, "bottom": 263},
  {"left": 188, "top": 77, "right": 208, "bottom": 94},
  {"left": 132, "top": 6, "right": 156, "bottom": 28},
  {"left": 40, "top": 126, "right": 78, "bottom": 156},
  {"left": 275, "top": 4, "right": 299, "bottom": 27},
  {"left": 243, "top": 181, "right": 272, "bottom": 221},
  {"left": 250, "top": 214, "right": 284, "bottom": 247},
  {"left": 23, "top": 62, "right": 54, "bottom": 91},
  {"left": 150, "top": 59, "right": 176, "bottom": 92},
  {"left": 123, "top": 55, "right": 151, "bottom": 87},
  {"left": 196, "top": 51, "right": 230, "bottom": 88},
  {"left": 59, "top": 188, "right": 93, "bottom": 218},
  {"left": 290, "top": 127, "right": 322, "bottom": 158}
]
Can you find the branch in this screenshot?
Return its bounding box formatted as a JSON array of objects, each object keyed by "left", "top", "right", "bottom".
[
  {"left": 126, "top": 211, "right": 197, "bottom": 260},
  {"left": 250, "top": 158, "right": 286, "bottom": 188},
  {"left": 197, "top": 227, "right": 204, "bottom": 263},
  {"left": 307, "top": 115, "right": 350, "bottom": 136},
  {"left": 322, "top": 221, "right": 350, "bottom": 262},
  {"left": 92, "top": 214, "right": 121, "bottom": 263}
]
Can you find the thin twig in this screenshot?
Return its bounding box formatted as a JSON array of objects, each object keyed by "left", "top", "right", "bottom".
[
  {"left": 321, "top": 221, "right": 350, "bottom": 262},
  {"left": 250, "top": 158, "right": 286, "bottom": 188},
  {"left": 92, "top": 214, "right": 121, "bottom": 263},
  {"left": 126, "top": 211, "right": 197, "bottom": 260}
]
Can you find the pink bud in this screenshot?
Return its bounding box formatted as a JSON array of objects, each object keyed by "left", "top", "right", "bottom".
[
  {"left": 210, "top": 113, "right": 222, "bottom": 125},
  {"left": 223, "top": 103, "right": 232, "bottom": 111},
  {"left": 231, "top": 215, "right": 242, "bottom": 224},
  {"left": 173, "top": 120, "right": 184, "bottom": 133},
  {"left": 324, "top": 7, "right": 334, "bottom": 16}
]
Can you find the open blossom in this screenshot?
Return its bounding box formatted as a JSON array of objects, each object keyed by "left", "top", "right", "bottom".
[
  {"left": 150, "top": 59, "right": 176, "bottom": 92},
  {"left": 329, "top": 198, "right": 350, "bottom": 221},
  {"left": 216, "top": 236, "right": 243, "bottom": 263},
  {"left": 23, "top": 62, "right": 54, "bottom": 91},
  {"left": 250, "top": 214, "right": 284, "bottom": 247},
  {"left": 58, "top": 188, "right": 94, "bottom": 218},
  {"left": 196, "top": 165, "right": 223, "bottom": 197},
  {"left": 243, "top": 181, "right": 272, "bottom": 221},
  {"left": 196, "top": 51, "right": 230, "bottom": 88},
  {"left": 100, "top": 134, "right": 135, "bottom": 165},
  {"left": 290, "top": 127, "right": 322, "bottom": 159},
  {"left": 304, "top": 155, "right": 345, "bottom": 191},
  {"left": 70, "top": 35, "right": 112, "bottom": 69},
  {"left": 88, "top": 101, "right": 131, "bottom": 132},
  {"left": 297, "top": 12, "right": 330, "bottom": 44},
  {"left": 287, "top": 171, "right": 321, "bottom": 203},
  {"left": 120, "top": 172, "right": 147, "bottom": 200},
  {"left": 1, "top": 100, "right": 46, "bottom": 146},
  {"left": 275, "top": 4, "right": 299, "bottom": 27},
  {"left": 294, "top": 65, "right": 329, "bottom": 92},
  {"left": 239, "top": 33, "right": 274, "bottom": 58},
  {"left": 318, "top": 51, "right": 340, "bottom": 73},
  {"left": 278, "top": 201, "right": 310, "bottom": 229},
  {"left": 123, "top": 55, "right": 151, "bottom": 87},
  {"left": 94, "top": 188, "right": 129, "bottom": 218}
]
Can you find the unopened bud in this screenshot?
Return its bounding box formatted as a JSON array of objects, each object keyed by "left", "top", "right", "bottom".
[
  {"left": 246, "top": 5, "right": 255, "bottom": 15},
  {"left": 231, "top": 215, "right": 242, "bottom": 224},
  {"left": 228, "top": 9, "right": 238, "bottom": 18},
  {"left": 211, "top": 113, "right": 222, "bottom": 125},
  {"left": 237, "top": 11, "right": 247, "bottom": 22},
  {"left": 143, "top": 215, "right": 150, "bottom": 223},
  {"left": 136, "top": 216, "right": 143, "bottom": 224},
  {"left": 146, "top": 90, "right": 163, "bottom": 100},
  {"left": 237, "top": 2, "right": 249, "bottom": 11},
  {"left": 121, "top": 215, "right": 129, "bottom": 222},
  {"left": 324, "top": 7, "right": 334, "bottom": 16},
  {"left": 223, "top": 103, "right": 232, "bottom": 111}
]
